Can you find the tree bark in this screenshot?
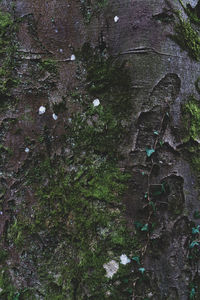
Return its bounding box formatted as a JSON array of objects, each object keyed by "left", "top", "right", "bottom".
[{"left": 0, "top": 0, "right": 200, "bottom": 299}]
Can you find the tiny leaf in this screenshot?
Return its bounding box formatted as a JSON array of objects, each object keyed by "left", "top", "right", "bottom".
[
  {"left": 13, "top": 293, "right": 20, "bottom": 300},
  {"left": 146, "top": 148, "right": 155, "bottom": 157},
  {"left": 159, "top": 140, "right": 164, "bottom": 146},
  {"left": 192, "top": 225, "right": 200, "bottom": 234},
  {"left": 189, "top": 241, "right": 199, "bottom": 248},
  {"left": 134, "top": 221, "right": 143, "bottom": 229},
  {"left": 141, "top": 224, "right": 148, "bottom": 232},
  {"left": 132, "top": 256, "right": 140, "bottom": 264},
  {"left": 161, "top": 182, "right": 166, "bottom": 193},
  {"left": 190, "top": 287, "right": 196, "bottom": 299},
  {"left": 138, "top": 267, "right": 145, "bottom": 274},
  {"left": 154, "top": 131, "right": 159, "bottom": 135},
  {"left": 149, "top": 201, "right": 156, "bottom": 212}
]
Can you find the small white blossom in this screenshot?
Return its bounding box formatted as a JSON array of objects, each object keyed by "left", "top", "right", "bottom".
[
  {"left": 55, "top": 29, "right": 58, "bottom": 33},
  {"left": 114, "top": 16, "right": 119, "bottom": 23},
  {"left": 59, "top": 48, "right": 63, "bottom": 53},
  {"left": 39, "top": 106, "right": 46, "bottom": 115},
  {"left": 25, "top": 147, "right": 30, "bottom": 153},
  {"left": 71, "top": 54, "right": 76, "bottom": 61},
  {"left": 93, "top": 98, "right": 100, "bottom": 107},
  {"left": 120, "top": 254, "right": 131, "bottom": 265},
  {"left": 103, "top": 260, "right": 119, "bottom": 278},
  {"left": 0, "top": 211, "right": 3, "bottom": 215},
  {"left": 148, "top": 292, "right": 153, "bottom": 298},
  {"left": 52, "top": 113, "right": 58, "bottom": 120}
]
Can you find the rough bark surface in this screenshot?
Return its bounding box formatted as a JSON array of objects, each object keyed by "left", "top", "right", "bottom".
[{"left": 0, "top": 0, "right": 200, "bottom": 299}]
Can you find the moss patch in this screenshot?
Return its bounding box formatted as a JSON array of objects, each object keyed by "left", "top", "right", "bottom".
[
  {"left": 0, "top": 9, "right": 19, "bottom": 110},
  {"left": 171, "top": 17, "right": 200, "bottom": 61},
  {"left": 6, "top": 47, "right": 141, "bottom": 299},
  {"left": 79, "top": 0, "right": 108, "bottom": 24},
  {"left": 182, "top": 96, "right": 200, "bottom": 142},
  {"left": 181, "top": 97, "right": 200, "bottom": 174},
  {"left": 39, "top": 58, "right": 58, "bottom": 75}
]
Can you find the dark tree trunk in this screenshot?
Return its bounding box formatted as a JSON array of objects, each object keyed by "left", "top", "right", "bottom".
[{"left": 0, "top": 0, "right": 200, "bottom": 299}]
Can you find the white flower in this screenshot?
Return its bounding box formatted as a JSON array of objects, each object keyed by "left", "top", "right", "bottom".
[
  {"left": 52, "top": 113, "right": 58, "bottom": 120},
  {"left": 39, "top": 106, "right": 46, "bottom": 115},
  {"left": 71, "top": 54, "right": 76, "bottom": 61},
  {"left": 120, "top": 254, "right": 131, "bottom": 265},
  {"left": 103, "top": 260, "right": 119, "bottom": 278},
  {"left": 114, "top": 16, "right": 119, "bottom": 23},
  {"left": 59, "top": 48, "right": 63, "bottom": 53},
  {"left": 25, "top": 147, "right": 30, "bottom": 153},
  {"left": 0, "top": 211, "right": 3, "bottom": 215},
  {"left": 93, "top": 98, "right": 100, "bottom": 107},
  {"left": 55, "top": 29, "right": 58, "bottom": 33}
]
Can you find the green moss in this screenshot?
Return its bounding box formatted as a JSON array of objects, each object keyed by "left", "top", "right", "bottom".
[
  {"left": 178, "top": 0, "right": 200, "bottom": 25},
  {"left": 80, "top": 0, "right": 108, "bottom": 24},
  {"left": 0, "top": 11, "right": 13, "bottom": 49},
  {"left": 0, "top": 249, "right": 8, "bottom": 264},
  {"left": 181, "top": 97, "right": 200, "bottom": 174},
  {"left": 0, "top": 269, "right": 17, "bottom": 300},
  {"left": 39, "top": 58, "right": 58, "bottom": 75},
  {"left": 0, "top": 10, "right": 19, "bottom": 103},
  {"left": 182, "top": 96, "right": 200, "bottom": 142},
  {"left": 6, "top": 45, "right": 137, "bottom": 298},
  {"left": 172, "top": 17, "right": 200, "bottom": 61},
  {"left": 195, "top": 76, "right": 200, "bottom": 94}
]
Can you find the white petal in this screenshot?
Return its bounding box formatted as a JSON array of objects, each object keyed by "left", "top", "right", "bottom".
[
  {"left": 25, "top": 147, "right": 30, "bottom": 153},
  {"left": 71, "top": 54, "right": 76, "bottom": 61},
  {"left": 120, "top": 254, "right": 131, "bottom": 265},
  {"left": 52, "top": 113, "right": 58, "bottom": 120},
  {"left": 103, "top": 260, "right": 119, "bottom": 278},
  {"left": 39, "top": 106, "right": 46, "bottom": 115},
  {"left": 93, "top": 98, "right": 100, "bottom": 107},
  {"left": 114, "top": 16, "right": 119, "bottom": 23}
]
